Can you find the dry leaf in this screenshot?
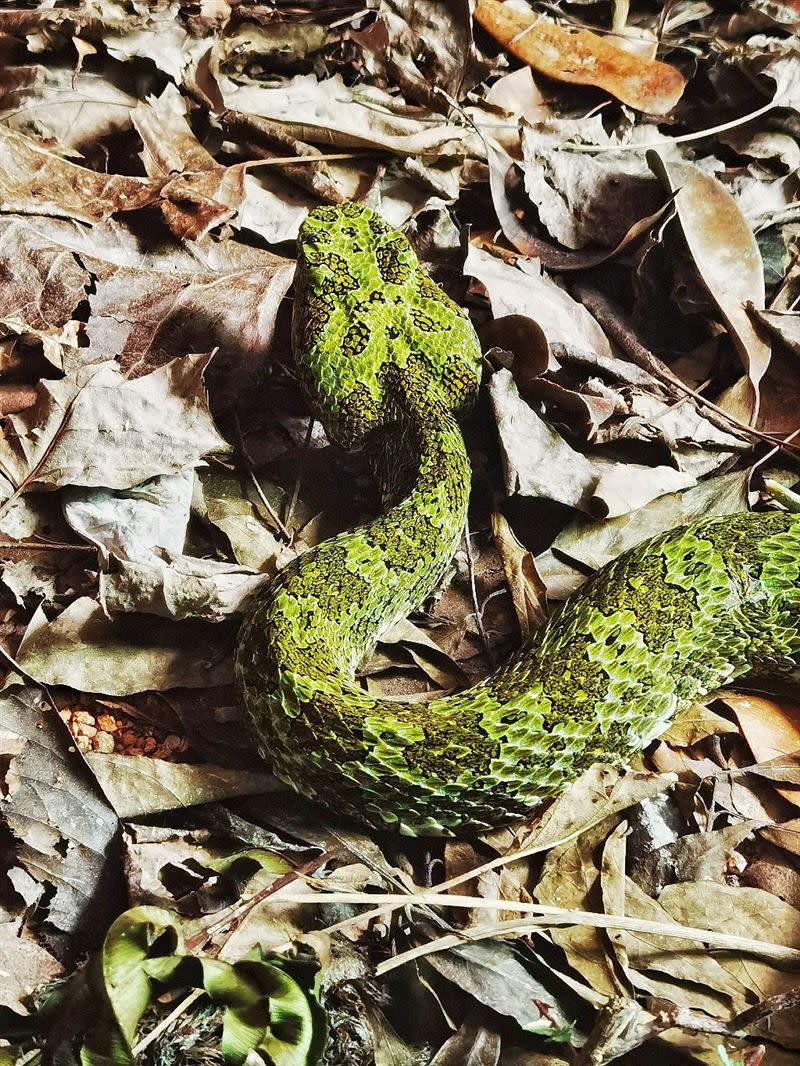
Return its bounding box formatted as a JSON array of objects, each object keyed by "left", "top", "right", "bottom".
[
  {"left": 0, "top": 685, "right": 119, "bottom": 938},
  {"left": 720, "top": 693, "right": 800, "bottom": 807},
  {"left": 473, "top": 0, "right": 685, "bottom": 114},
  {"left": 14, "top": 598, "right": 234, "bottom": 695},
  {"left": 491, "top": 512, "right": 548, "bottom": 638},
  {"left": 488, "top": 369, "right": 696, "bottom": 515},
  {"left": 84, "top": 754, "right": 280, "bottom": 820},
  {"left": 0, "top": 355, "right": 227, "bottom": 493},
  {"left": 0, "top": 922, "right": 63, "bottom": 1014},
  {"left": 465, "top": 244, "right": 613, "bottom": 362},
  {"left": 659, "top": 882, "right": 800, "bottom": 1047},
  {"left": 649, "top": 154, "right": 772, "bottom": 420},
  {"left": 0, "top": 126, "right": 158, "bottom": 223},
  {"left": 535, "top": 814, "right": 629, "bottom": 999}
]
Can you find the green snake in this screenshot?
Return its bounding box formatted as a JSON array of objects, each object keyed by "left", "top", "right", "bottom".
[{"left": 235, "top": 202, "right": 800, "bottom": 836}]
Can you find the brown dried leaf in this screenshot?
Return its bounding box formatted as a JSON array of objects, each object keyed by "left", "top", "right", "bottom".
[
  {"left": 535, "top": 814, "right": 629, "bottom": 999},
  {"left": 515, "top": 763, "right": 676, "bottom": 856},
  {"left": 473, "top": 0, "right": 685, "bottom": 114},
  {"left": 132, "top": 85, "right": 245, "bottom": 240},
  {"left": 721, "top": 693, "right": 800, "bottom": 807},
  {"left": 649, "top": 154, "right": 772, "bottom": 420},
  {"left": 84, "top": 753, "right": 280, "bottom": 820},
  {"left": 0, "top": 61, "right": 140, "bottom": 150},
  {"left": 659, "top": 882, "right": 800, "bottom": 1047},
  {"left": 15, "top": 598, "right": 234, "bottom": 695},
  {"left": 761, "top": 819, "right": 800, "bottom": 859},
  {"left": 0, "top": 127, "right": 158, "bottom": 223},
  {"left": 358, "top": 0, "right": 494, "bottom": 108},
  {"left": 491, "top": 511, "right": 548, "bottom": 639},
  {"left": 659, "top": 700, "right": 740, "bottom": 747},
  {"left": 0, "top": 354, "right": 227, "bottom": 493}
]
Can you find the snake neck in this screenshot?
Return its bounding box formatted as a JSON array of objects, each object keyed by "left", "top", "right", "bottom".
[{"left": 251, "top": 363, "right": 470, "bottom": 681}]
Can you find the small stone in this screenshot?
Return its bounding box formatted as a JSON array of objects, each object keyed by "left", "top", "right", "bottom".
[
  {"left": 128, "top": 746, "right": 144, "bottom": 756},
  {"left": 164, "top": 734, "right": 184, "bottom": 751},
  {"left": 92, "top": 732, "right": 115, "bottom": 753},
  {"left": 75, "top": 724, "right": 97, "bottom": 739},
  {"left": 143, "top": 737, "right": 157, "bottom": 754},
  {"left": 120, "top": 730, "right": 138, "bottom": 746},
  {"left": 96, "top": 714, "right": 117, "bottom": 732},
  {"left": 75, "top": 734, "right": 91, "bottom": 753},
  {"left": 73, "top": 711, "right": 95, "bottom": 725}
]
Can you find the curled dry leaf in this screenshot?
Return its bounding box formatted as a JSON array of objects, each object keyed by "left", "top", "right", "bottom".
[
  {"left": 473, "top": 0, "right": 686, "bottom": 114},
  {"left": 465, "top": 244, "right": 613, "bottom": 363},
  {"left": 488, "top": 369, "right": 696, "bottom": 516},
  {"left": 491, "top": 511, "right": 548, "bottom": 639},
  {"left": 720, "top": 693, "right": 800, "bottom": 808},
  {"left": 359, "top": 0, "right": 494, "bottom": 107},
  {"left": 216, "top": 71, "right": 484, "bottom": 161},
  {"left": 520, "top": 122, "right": 662, "bottom": 250},
  {"left": 63, "top": 473, "right": 194, "bottom": 561}
]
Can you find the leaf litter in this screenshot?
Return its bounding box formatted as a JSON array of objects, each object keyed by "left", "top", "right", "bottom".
[{"left": 1, "top": 3, "right": 800, "bottom": 1064}]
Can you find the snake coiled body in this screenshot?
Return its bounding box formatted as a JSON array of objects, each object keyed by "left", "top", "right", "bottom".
[{"left": 235, "top": 203, "right": 800, "bottom": 836}]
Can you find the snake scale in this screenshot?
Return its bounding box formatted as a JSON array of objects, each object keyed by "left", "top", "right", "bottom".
[{"left": 235, "top": 202, "right": 800, "bottom": 836}]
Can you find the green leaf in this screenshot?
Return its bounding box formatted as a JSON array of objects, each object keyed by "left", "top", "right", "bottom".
[{"left": 0, "top": 907, "right": 326, "bottom": 1066}]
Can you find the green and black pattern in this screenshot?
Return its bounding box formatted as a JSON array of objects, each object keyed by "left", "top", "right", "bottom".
[{"left": 235, "top": 203, "right": 800, "bottom": 836}]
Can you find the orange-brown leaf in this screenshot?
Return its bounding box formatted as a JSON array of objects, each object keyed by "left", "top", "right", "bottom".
[
  {"left": 473, "top": 0, "right": 685, "bottom": 115},
  {"left": 723, "top": 693, "right": 800, "bottom": 808}
]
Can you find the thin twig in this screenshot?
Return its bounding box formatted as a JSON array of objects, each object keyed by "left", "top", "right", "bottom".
[
  {"left": 284, "top": 416, "right": 315, "bottom": 533},
  {"left": 241, "top": 152, "right": 365, "bottom": 169},
  {"left": 131, "top": 987, "right": 206, "bottom": 1057},
  {"left": 463, "top": 525, "right": 494, "bottom": 664},
  {"left": 561, "top": 99, "right": 779, "bottom": 153},
  {"left": 233, "top": 413, "right": 291, "bottom": 540},
  {"left": 575, "top": 285, "right": 800, "bottom": 456},
  {"left": 279, "top": 890, "right": 800, "bottom": 970}
]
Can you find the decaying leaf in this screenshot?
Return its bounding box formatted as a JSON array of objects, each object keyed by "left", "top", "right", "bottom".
[
  {"left": 0, "top": 686, "right": 120, "bottom": 939},
  {"left": 0, "top": 126, "right": 158, "bottom": 223}
]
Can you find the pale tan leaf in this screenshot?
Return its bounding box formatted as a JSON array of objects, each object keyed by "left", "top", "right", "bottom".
[
  {"left": 14, "top": 598, "right": 234, "bottom": 695},
  {"left": 84, "top": 753, "right": 280, "bottom": 819}
]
